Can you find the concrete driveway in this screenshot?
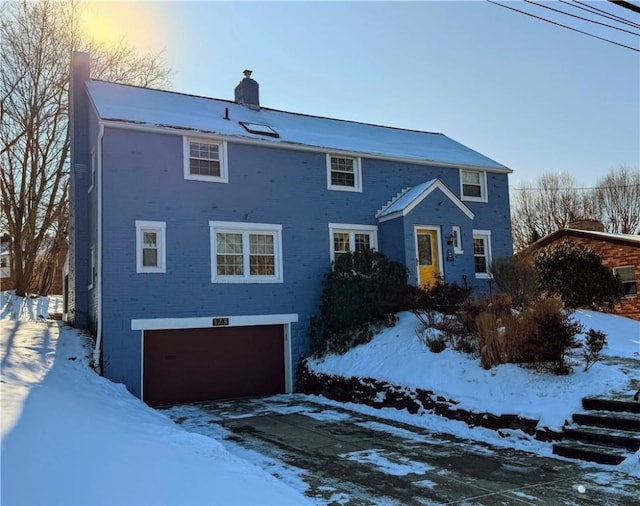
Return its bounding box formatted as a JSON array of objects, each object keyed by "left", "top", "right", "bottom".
[{"left": 162, "top": 395, "right": 638, "bottom": 505}]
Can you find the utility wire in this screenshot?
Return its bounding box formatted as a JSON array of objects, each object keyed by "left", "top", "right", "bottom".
[
  {"left": 523, "top": 0, "right": 640, "bottom": 36},
  {"left": 510, "top": 184, "right": 640, "bottom": 191},
  {"left": 564, "top": 0, "right": 640, "bottom": 29},
  {"left": 608, "top": 0, "right": 640, "bottom": 15},
  {"left": 486, "top": 0, "right": 640, "bottom": 52}
]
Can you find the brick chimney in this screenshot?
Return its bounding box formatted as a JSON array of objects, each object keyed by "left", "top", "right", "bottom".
[
  {"left": 234, "top": 69, "right": 259, "bottom": 109},
  {"left": 568, "top": 218, "right": 605, "bottom": 232}
]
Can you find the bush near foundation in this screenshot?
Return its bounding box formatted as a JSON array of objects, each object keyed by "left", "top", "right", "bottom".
[{"left": 309, "top": 249, "right": 407, "bottom": 357}]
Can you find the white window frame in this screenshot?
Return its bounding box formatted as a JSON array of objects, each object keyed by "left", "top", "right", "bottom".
[
  {"left": 472, "top": 229, "right": 492, "bottom": 279},
  {"left": 183, "top": 137, "right": 228, "bottom": 183},
  {"left": 326, "top": 154, "right": 362, "bottom": 192},
  {"left": 135, "top": 220, "right": 166, "bottom": 274},
  {"left": 460, "top": 169, "right": 488, "bottom": 203},
  {"left": 209, "top": 221, "right": 283, "bottom": 284},
  {"left": 328, "top": 223, "right": 378, "bottom": 262},
  {"left": 613, "top": 265, "right": 637, "bottom": 298},
  {"left": 89, "top": 245, "right": 96, "bottom": 290},
  {"left": 451, "top": 226, "right": 463, "bottom": 254}
]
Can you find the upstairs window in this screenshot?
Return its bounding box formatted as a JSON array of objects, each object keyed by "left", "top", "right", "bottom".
[
  {"left": 328, "top": 224, "right": 378, "bottom": 262},
  {"left": 461, "top": 169, "right": 487, "bottom": 202},
  {"left": 184, "top": 137, "right": 228, "bottom": 183},
  {"left": 614, "top": 266, "right": 637, "bottom": 298},
  {"left": 210, "top": 221, "right": 283, "bottom": 283},
  {"left": 473, "top": 230, "right": 492, "bottom": 279},
  {"left": 135, "top": 221, "right": 166, "bottom": 273},
  {"left": 327, "top": 154, "right": 362, "bottom": 192}
]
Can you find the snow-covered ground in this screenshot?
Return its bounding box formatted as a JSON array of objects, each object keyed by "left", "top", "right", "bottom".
[
  {"left": 1, "top": 290, "right": 639, "bottom": 506},
  {"left": 0, "top": 292, "right": 309, "bottom": 505},
  {"left": 307, "top": 309, "right": 640, "bottom": 476}
]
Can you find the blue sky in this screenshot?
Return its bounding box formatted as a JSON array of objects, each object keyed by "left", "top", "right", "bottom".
[{"left": 88, "top": 1, "right": 639, "bottom": 188}]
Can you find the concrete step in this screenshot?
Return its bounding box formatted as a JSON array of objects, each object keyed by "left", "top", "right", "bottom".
[
  {"left": 572, "top": 411, "right": 640, "bottom": 432},
  {"left": 552, "top": 440, "right": 628, "bottom": 466},
  {"left": 562, "top": 426, "right": 640, "bottom": 451},
  {"left": 582, "top": 396, "right": 640, "bottom": 414}
]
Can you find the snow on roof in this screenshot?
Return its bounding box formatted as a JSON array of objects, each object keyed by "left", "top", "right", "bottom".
[
  {"left": 565, "top": 229, "right": 640, "bottom": 244},
  {"left": 86, "top": 80, "right": 510, "bottom": 171},
  {"left": 377, "top": 179, "right": 474, "bottom": 221}
]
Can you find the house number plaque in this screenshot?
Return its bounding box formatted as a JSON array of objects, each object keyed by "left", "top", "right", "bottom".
[{"left": 212, "top": 318, "right": 229, "bottom": 326}]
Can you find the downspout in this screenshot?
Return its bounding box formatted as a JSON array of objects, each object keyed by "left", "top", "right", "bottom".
[{"left": 92, "top": 123, "right": 104, "bottom": 372}]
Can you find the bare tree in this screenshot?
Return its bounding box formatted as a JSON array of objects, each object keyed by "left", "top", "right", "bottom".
[
  {"left": 0, "top": 0, "right": 171, "bottom": 296},
  {"left": 511, "top": 173, "right": 593, "bottom": 251},
  {"left": 594, "top": 164, "right": 640, "bottom": 235}
]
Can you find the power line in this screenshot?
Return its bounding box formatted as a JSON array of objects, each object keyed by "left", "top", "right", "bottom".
[
  {"left": 523, "top": 0, "right": 640, "bottom": 36},
  {"left": 486, "top": 0, "right": 640, "bottom": 52},
  {"left": 564, "top": 0, "right": 640, "bottom": 29},
  {"left": 510, "top": 184, "right": 640, "bottom": 191},
  {"left": 608, "top": 0, "right": 640, "bottom": 15}
]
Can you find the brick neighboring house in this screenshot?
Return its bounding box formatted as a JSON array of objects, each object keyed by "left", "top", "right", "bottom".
[{"left": 519, "top": 220, "right": 640, "bottom": 321}]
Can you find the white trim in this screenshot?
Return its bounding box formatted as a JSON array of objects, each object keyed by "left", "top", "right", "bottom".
[
  {"left": 140, "top": 330, "right": 144, "bottom": 401},
  {"left": 472, "top": 229, "right": 492, "bottom": 279},
  {"left": 377, "top": 179, "right": 475, "bottom": 223},
  {"left": 328, "top": 223, "right": 378, "bottom": 262},
  {"left": 326, "top": 154, "right": 362, "bottom": 192},
  {"left": 135, "top": 220, "right": 166, "bottom": 273},
  {"left": 209, "top": 221, "right": 283, "bottom": 283},
  {"left": 97, "top": 120, "right": 512, "bottom": 174},
  {"left": 460, "top": 169, "right": 488, "bottom": 203},
  {"left": 283, "top": 323, "right": 293, "bottom": 393},
  {"left": 132, "top": 313, "right": 299, "bottom": 330},
  {"left": 414, "top": 225, "right": 444, "bottom": 285},
  {"left": 183, "top": 137, "right": 228, "bottom": 183}
]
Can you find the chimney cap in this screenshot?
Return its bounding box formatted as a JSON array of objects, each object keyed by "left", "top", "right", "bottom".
[{"left": 242, "top": 69, "right": 253, "bottom": 79}]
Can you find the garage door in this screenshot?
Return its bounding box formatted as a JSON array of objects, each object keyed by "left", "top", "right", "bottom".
[{"left": 143, "top": 325, "right": 285, "bottom": 407}]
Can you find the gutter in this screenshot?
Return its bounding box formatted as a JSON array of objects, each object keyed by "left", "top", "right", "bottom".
[{"left": 92, "top": 123, "right": 104, "bottom": 371}]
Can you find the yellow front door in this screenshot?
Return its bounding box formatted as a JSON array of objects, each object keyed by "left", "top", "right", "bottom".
[{"left": 416, "top": 228, "right": 439, "bottom": 287}]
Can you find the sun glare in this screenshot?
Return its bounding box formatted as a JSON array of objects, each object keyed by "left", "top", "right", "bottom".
[{"left": 80, "top": 7, "right": 125, "bottom": 46}]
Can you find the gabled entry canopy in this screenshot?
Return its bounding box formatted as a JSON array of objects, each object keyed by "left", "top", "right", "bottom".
[{"left": 376, "top": 179, "right": 474, "bottom": 223}]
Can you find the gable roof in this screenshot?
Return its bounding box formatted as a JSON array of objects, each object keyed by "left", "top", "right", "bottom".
[
  {"left": 519, "top": 228, "right": 640, "bottom": 256},
  {"left": 85, "top": 80, "right": 510, "bottom": 172},
  {"left": 376, "top": 179, "right": 475, "bottom": 222}
]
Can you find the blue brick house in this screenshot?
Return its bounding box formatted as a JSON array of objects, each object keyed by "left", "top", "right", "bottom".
[{"left": 66, "top": 52, "right": 513, "bottom": 406}]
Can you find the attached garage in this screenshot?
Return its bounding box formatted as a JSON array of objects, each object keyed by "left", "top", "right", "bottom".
[{"left": 134, "top": 314, "right": 297, "bottom": 407}]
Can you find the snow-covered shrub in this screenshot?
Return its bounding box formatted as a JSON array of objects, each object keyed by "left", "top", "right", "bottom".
[
  {"left": 582, "top": 329, "right": 607, "bottom": 371},
  {"left": 521, "top": 297, "right": 583, "bottom": 375},
  {"left": 535, "top": 240, "right": 623, "bottom": 310},
  {"left": 309, "top": 249, "right": 408, "bottom": 357}
]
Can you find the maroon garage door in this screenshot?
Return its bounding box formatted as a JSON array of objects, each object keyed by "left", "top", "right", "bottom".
[{"left": 143, "top": 325, "right": 285, "bottom": 407}]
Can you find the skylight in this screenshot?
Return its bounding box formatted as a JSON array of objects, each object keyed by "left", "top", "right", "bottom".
[{"left": 239, "top": 121, "right": 280, "bottom": 138}]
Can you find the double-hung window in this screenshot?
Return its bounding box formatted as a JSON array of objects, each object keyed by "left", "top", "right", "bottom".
[
  {"left": 184, "top": 137, "right": 228, "bottom": 183},
  {"left": 614, "top": 266, "right": 637, "bottom": 298},
  {"left": 135, "top": 221, "right": 166, "bottom": 273},
  {"left": 327, "top": 154, "right": 362, "bottom": 192},
  {"left": 460, "top": 169, "right": 487, "bottom": 202},
  {"left": 328, "top": 224, "right": 378, "bottom": 262},
  {"left": 210, "top": 221, "right": 283, "bottom": 283},
  {"left": 472, "top": 230, "right": 492, "bottom": 279}
]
